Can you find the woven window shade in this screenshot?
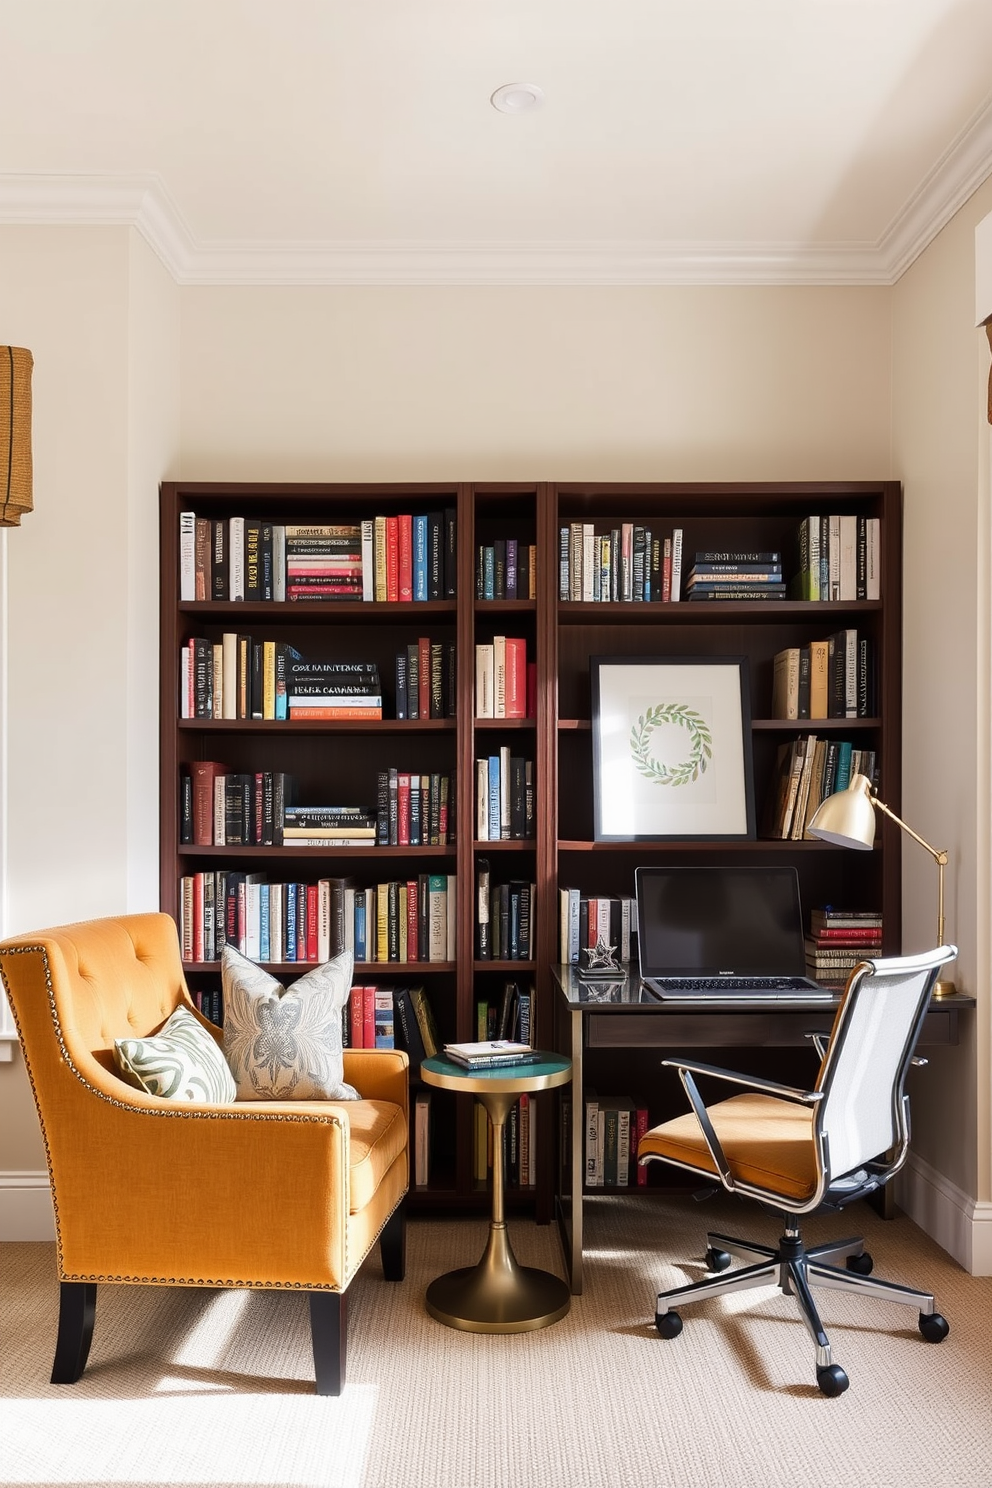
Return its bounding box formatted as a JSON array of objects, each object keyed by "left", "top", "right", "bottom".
[{"left": 0, "top": 346, "right": 33, "bottom": 527}]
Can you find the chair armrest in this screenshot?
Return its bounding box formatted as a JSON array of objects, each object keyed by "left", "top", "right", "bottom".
[
  {"left": 661, "top": 1057, "right": 823, "bottom": 1105},
  {"left": 342, "top": 1048, "right": 409, "bottom": 1115}
]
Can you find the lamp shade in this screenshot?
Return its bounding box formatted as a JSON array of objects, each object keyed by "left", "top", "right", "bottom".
[
  {"left": 806, "top": 772, "right": 876, "bottom": 849},
  {"left": 0, "top": 346, "right": 33, "bottom": 527}
]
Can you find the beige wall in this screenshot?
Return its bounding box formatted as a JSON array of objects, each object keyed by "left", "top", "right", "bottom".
[
  {"left": 1, "top": 215, "right": 988, "bottom": 1262},
  {"left": 891, "top": 175, "right": 992, "bottom": 1209},
  {"left": 0, "top": 227, "right": 179, "bottom": 1225},
  {"left": 179, "top": 285, "right": 891, "bottom": 482}
]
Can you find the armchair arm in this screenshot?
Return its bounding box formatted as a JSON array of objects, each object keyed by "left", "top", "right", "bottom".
[{"left": 342, "top": 1047, "right": 409, "bottom": 1115}]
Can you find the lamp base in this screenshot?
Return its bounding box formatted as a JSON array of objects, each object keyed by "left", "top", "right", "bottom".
[{"left": 932, "top": 978, "right": 956, "bottom": 1000}]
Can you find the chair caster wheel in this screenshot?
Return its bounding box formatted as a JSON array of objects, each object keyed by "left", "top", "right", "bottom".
[
  {"left": 705, "top": 1247, "right": 732, "bottom": 1272},
  {"left": 816, "top": 1364, "right": 850, "bottom": 1397},
  {"left": 655, "top": 1310, "right": 683, "bottom": 1339},
  {"left": 919, "top": 1312, "right": 949, "bottom": 1343},
  {"left": 846, "top": 1251, "right": 873, "bottom": 1275}
]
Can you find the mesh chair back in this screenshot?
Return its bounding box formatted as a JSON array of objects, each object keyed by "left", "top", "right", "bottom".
[{"left": 814, "top": 947, "right": 955, "bottom": 1182}]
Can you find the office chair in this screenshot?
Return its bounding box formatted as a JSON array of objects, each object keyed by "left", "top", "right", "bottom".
[{"left": 637, "top": 944, "right": 957, "bottom": 1396}]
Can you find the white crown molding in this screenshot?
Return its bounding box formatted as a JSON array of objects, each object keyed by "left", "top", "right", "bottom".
[
  {"left": 878, "top": 91, "right": 992, "bottom": 283},
  {"left": 1, "top": 96, "right": 991, "bottom": 288}
]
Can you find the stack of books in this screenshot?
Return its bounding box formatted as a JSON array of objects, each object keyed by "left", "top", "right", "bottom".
[
  {"left": 281, "top": 805, "right": 378, "bottom": 847},
  {"left": 284, "top": 523, "right": 364, "bottom": 601},
  {"left": 287, "top": 659, "right": 382, "bottom": 720},
  {"left": 443, "top": 1039, "right": 541, "bottom": 1069},
  {"left": 685, "top": 551, "right": 786, "bottom": 600},
  {"left": 805, "top": 907, "right": 883, "bottom": 985}
]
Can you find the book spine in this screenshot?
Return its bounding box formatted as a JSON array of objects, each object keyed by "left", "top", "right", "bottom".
[
  {"left": 443, "top": 508, "right": 458, "bottom": 598},
  {"left": 670, "top": 527, "right": 683, "bottom": 601},
  {"left": 179, "top": 511, "right": 197, "bottom": 600}
]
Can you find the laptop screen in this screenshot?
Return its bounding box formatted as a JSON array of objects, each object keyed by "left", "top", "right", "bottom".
[{"left": 635, "top": 865, "right": 808, "bottom": 978}]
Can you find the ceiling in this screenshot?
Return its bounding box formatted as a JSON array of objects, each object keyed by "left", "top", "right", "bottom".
[{"left": 1, "top": 0, "right": 991, "bottom": 286}]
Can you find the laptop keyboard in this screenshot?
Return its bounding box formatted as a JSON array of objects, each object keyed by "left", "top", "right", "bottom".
[{"left": 657, "top": 976, "right": 833, "bottom": 997}]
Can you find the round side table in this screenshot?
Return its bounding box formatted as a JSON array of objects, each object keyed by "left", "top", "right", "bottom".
[{"left": 420, "top": 1052, "right": 572, "bottom": 1333}]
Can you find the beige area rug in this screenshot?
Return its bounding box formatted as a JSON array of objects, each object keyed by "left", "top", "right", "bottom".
[{"left": 2, "top": 1194, "right": 991, "bottom": 1488}]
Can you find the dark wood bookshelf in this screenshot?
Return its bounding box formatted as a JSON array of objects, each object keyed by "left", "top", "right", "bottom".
[{"left": 161, "top": 478, "right": 902, "bottom": 1219}]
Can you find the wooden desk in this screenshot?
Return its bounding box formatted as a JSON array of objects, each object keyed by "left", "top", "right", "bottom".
[{"left": 550, "top": 964, "right": 974, "bottom": 1294}]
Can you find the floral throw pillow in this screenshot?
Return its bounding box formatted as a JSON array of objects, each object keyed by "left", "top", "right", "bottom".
[
  {"left": 115, "top": 1003, "right": 236, "bottom": 1103},
  {"left": 221, "top": 945, "right": 360, "bottom": 1101}
]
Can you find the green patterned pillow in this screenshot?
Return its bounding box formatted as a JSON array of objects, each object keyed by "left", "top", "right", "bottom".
[
  {"left": 115, "top": 1004, "right": 236, "bottom": 1102},
  {"left": 221, "top": 945, "right": 360, "bottom": 1101}
]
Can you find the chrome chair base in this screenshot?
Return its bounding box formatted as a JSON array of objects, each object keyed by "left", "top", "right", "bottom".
[{"left": 654, "top": 1221, "right": 948, "bottom": 1397}]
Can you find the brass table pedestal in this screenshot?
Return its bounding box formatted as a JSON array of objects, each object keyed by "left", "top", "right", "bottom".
[{"left": 421, "top": 1054, "right": 572, "bottom": 1334}]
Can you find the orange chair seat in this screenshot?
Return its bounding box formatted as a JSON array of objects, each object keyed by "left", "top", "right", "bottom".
[{"left": 638, "top": 1092, "right": 818, "bottom": 1204}]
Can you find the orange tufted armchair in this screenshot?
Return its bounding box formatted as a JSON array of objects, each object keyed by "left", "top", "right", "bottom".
[{"left": 0, "top": 912, "right": 409, "bottom": 1395}]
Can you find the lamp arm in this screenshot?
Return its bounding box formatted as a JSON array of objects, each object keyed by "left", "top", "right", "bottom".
[
  {"left": 871, "top": 794, "right": 948, "bottom": 946},
  {"left": 870, "top": 795, "right": 948, "bottom": 867}
]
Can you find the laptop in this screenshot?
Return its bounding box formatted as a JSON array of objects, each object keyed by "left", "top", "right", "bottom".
[{"left": 634, "top": 864, "right": 835, "bottom": 1001}]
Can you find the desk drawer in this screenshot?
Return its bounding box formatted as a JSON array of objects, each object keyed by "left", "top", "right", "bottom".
[{"left": 585, "top": 1008, "right": 960, "bottom": 1050}]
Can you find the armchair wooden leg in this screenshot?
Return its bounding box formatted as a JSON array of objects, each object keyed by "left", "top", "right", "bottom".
[
  {"left": 51, "top": 1281, "right": 97, "bottom": 1384},
  {"left": 379, "top": 1202, "right": 406, "bottom": 1282},
  {"left": 309, "top": 1290, "right": 346, "bottom": 1396}
]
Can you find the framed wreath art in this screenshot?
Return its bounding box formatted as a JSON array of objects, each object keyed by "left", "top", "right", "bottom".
[{"left": 590, "top": 656, "right": 755, "bottom": 841}]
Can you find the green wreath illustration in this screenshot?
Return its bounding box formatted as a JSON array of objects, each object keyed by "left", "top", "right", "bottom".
[{"left": 629, "top": 703, "right": 713, "bottom": 787}]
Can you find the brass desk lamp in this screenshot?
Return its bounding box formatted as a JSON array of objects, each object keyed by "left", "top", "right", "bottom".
[{"left": 807, "top": 772, "right": 956, "bottom": 998}]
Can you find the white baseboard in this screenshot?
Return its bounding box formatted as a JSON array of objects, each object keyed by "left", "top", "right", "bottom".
[
  {"left": 896, "top": 1155, "right": 992, "bottom": 1275},
  {"left": 0, "top": 1171, "right": 55, "bottom": 1240}
]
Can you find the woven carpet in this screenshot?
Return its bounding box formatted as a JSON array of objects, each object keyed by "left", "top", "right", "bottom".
[{"left": 2, "top": 1194, "right": 990, "bottom": 1488}]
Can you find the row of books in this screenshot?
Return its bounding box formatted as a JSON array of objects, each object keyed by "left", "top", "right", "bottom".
[
  {"left": 476, "top": 864, "right": 536, "bottom": 960},
  {"left": 585, "top": 1093, "right": 649, "bottom": 1188},
  {"left": 474, "top": 753, "right": 534, "bottom": 842},
  {"left": 558, "top": 890, "right": 635, "bottom": 966},
  {"left": 792, "top": 514, "right": 881, "bottom": 602},
  {"left": 394, "top": 638, "right": 456, "bottom": 720},
  {"left": 181, "top": 639, "right": 383, "bottom": 722},
  {"left": 182, "top": 764, "right": 294, "bottom": 847},
  {"left": 377, "top": 769, "right": 453, "bottom": 847},
  {"left": 180, "top": 511, "right": 458, "bottom": 603},
  {"left": 806, "top": 906, "right": 883, "bottom": 984},
  {"left": 347, "top": 980, "right": 439, "bottom": 1058},
  {"left": 685, "top": 552, "right": 786, "bottom": 601},
  {"left": 771, "top": 633, "right": 876, "bottom": 721},
  {"left": 178, "top": 871, "right": 457, "bottom": 965},
  {"left": 763, "top": 739, "right": 877, "bottom": 841},
  {"left": 475, "top": 540, "right": 538, "bottom": 600},
  {"left": 474, "top": 636, "right": 532, "bottom": 718},
  {"left": 474, "top": 1093, "right": 536, "bottom": 1186},
  {"left": 191, "top": 987, "right": 223, "bottom": 1027},
  {"left": 476, "top": 980, "right": 533, "bottom": 1044},
  {"left": 182, "top": 764, "right": 454, "bottom": 849},
  {"left": 558, "top": 523, "right": 684, "bottom": 603}
]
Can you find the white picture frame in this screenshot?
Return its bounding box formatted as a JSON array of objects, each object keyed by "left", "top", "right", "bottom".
[{"left": 591, "top": 656, "right": 755, "bottom": 841}]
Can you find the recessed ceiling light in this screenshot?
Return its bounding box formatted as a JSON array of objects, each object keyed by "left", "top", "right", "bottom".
[{"left": 490, "top": 83, "right": 545, "bottom": 114}]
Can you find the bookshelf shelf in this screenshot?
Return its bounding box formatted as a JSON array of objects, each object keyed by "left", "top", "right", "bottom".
[{"left": 161, "top": 478, "right": 901, "bottom": 1218}]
